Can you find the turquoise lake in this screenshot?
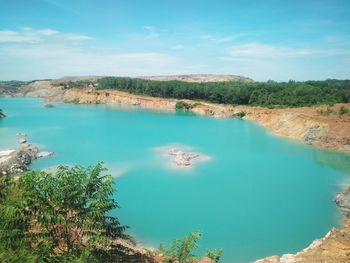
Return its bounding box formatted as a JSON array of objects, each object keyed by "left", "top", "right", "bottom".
[{"left": 1, "top": 97, "right": 350, "bottom": 262}]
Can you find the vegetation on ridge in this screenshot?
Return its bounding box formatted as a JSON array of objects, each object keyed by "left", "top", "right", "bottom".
[{"left": 90, "top": 77, "right": 350, "bottom": 107}]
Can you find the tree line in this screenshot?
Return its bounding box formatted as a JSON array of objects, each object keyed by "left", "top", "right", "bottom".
[{"left": 91, "top": 77, "right": 350, "bottom": 107}]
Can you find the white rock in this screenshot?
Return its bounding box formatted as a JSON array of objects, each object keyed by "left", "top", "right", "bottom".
[
  {"left": 36, "top": 151, "right": 54, "bottom": 158},
  {"left": 0, "top": 150, "right": 16, "bottom": 157}
]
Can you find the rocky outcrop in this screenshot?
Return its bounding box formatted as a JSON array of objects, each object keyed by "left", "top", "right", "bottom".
[
  {"left": 335, "top": 186, "right": 350, "bottom": 218},
  {"left": 0, "top": 143, "right": 39, "bottom": 175},
  {"left": 168, "top": 149, "right": 200, "bottom": 167},
  {"left": 0, "top": 134, "right": 54, "bottom": 175},
  {"left": 63, "top": 89, "right": 177, "bottom": 110}
]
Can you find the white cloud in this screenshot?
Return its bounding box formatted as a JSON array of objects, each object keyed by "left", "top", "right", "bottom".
[
  {"left": 218, "top": 42, "right": 350, "bottom": 81},
  {"left": 198, "top": 34, "right": 233, "bottom": 43},
  {"left": 225, "top": 42, "right": 350, "bottom": 59},
  {"left": 173, "top": 44, "right": 185, "bottom": 50},
  {"left": 226, "top": 43, "right": 312, "bottom": 58},
  {"left": 144, "top": 25, "right": 159, "bottom": 38},
  {"left": 37, "top": 29, "right": 60, "bottom": 36},
  {"left": 0, "top": 28, "right": 93, "bottom": 43},
  {"left": 0, "top": 36, "right": 184, "bottom": 80},
  {"left": 0, "top": 30, "right": 38, "bottom": 43}
]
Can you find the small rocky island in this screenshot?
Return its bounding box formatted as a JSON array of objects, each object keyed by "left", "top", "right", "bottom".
[
  {"left": 154, "top": 145, "right": 210, "bottom": 168},
  {"left": 0, "top": 133, "right": 54, "bottom": 175},
  {"left": 168, "top": 149, "right": 200, "bottom": 166}
]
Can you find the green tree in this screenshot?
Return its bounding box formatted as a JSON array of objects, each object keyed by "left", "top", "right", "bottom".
[
  {"left": 205, "top": 249, "right": 223, "bottom": 263},
  {"left": 93, "top": 77, "right": 350, "bottom": 107},
  {"left": 159, "top": 231, "right": 223, "bottom": 263},
  {"left": 0, "top": 163, "right": 129, "bottom": 262}
]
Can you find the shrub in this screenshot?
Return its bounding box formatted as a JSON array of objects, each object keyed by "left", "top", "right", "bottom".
[
  {"left": 44, "top": 103, "right": 54, "bottom": 108},
  {"left": 205, "top": 249, "right": 224, "bottom": 263},
  {"left": 338, "top": 106, "right": 350, "bottom": 116},
  {"left": 176, "top": 101, "right": 193, "bottom": 110},
  {"left": 318, "top": 107, "right": 334, "bottom": 116},
  {"left": 159, "top": 231, "right": 223, "bottom": 263},
  {"left": 0, "top": 163, "right": 129, "bottom": 262},
  {"left": 234, "top": 111, "right": 246, "bottom": 118}
]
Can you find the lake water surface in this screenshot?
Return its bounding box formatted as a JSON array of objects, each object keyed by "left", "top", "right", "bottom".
[{"left": 1, "top": 97, "right": 349, "bottom": 262}]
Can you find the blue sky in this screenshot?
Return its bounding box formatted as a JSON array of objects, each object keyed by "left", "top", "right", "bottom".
[{"left": 0, "top": 0, "right": 350, "bottom": 81}]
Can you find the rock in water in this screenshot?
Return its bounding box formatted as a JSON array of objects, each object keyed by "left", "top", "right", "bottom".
[
  {"left": 0, "top": 135, "right": 53, "bottom": 175},
  {"left": 36, "top": 151, "right": 54, "bottom": 158},
  {"left": 335, "top": 186, "right": 350, "bottom": 218},
  {"left": 168, "top": 148, "right": 200, "bottom": 167}
]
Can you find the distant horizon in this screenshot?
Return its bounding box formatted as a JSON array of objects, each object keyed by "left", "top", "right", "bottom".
[
  {"left": 2, "top": 73, "right": 350, "bottom": 83},
  {"left": 1, "top": 0, "right": 350, "bottom": 81}
]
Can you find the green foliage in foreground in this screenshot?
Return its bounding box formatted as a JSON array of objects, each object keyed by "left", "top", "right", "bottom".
[
  {"left": 0, "top": 163, "right": 223, "bottom": 263},
  {"left": 205, "top": 249, "right": 224, "bottom": 263},
  {"left": 93, "top": 77, "right": 350, "bottom": 107},
  {"left": 159, "top": 231, "right": 223, "bottom": 263},
  {"left": 0, "top": 163, "right": 129, "bottom": 262},
  {"left": 0, "top": 109, "right": 5, "bottom": 118}
]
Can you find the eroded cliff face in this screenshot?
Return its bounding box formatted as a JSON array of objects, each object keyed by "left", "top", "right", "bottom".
[
  {"left": 63, "top": 89, "right": 177, "bottom": 110},
  {"left": 241, "top": 105, "right": 350, "bottom": 153}
]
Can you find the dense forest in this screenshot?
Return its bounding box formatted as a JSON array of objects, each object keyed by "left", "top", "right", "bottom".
[{"left": 88, "top": 77, "right": 350, "bottom": 107}]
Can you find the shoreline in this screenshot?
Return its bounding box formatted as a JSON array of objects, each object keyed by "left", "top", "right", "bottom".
[
  {"left": 60, "top": 87, "right": 350, "bottom": 153},
  {"left": 1, "top": 80, "right": 350, "bottom": 262},
  {"left": 3, "top": 79, "right": 350, "bottom": 153}
]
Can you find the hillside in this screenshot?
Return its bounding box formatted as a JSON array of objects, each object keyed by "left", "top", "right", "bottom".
[{"left": 138, "top": 74, "right": 255, "bottom": 83}]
